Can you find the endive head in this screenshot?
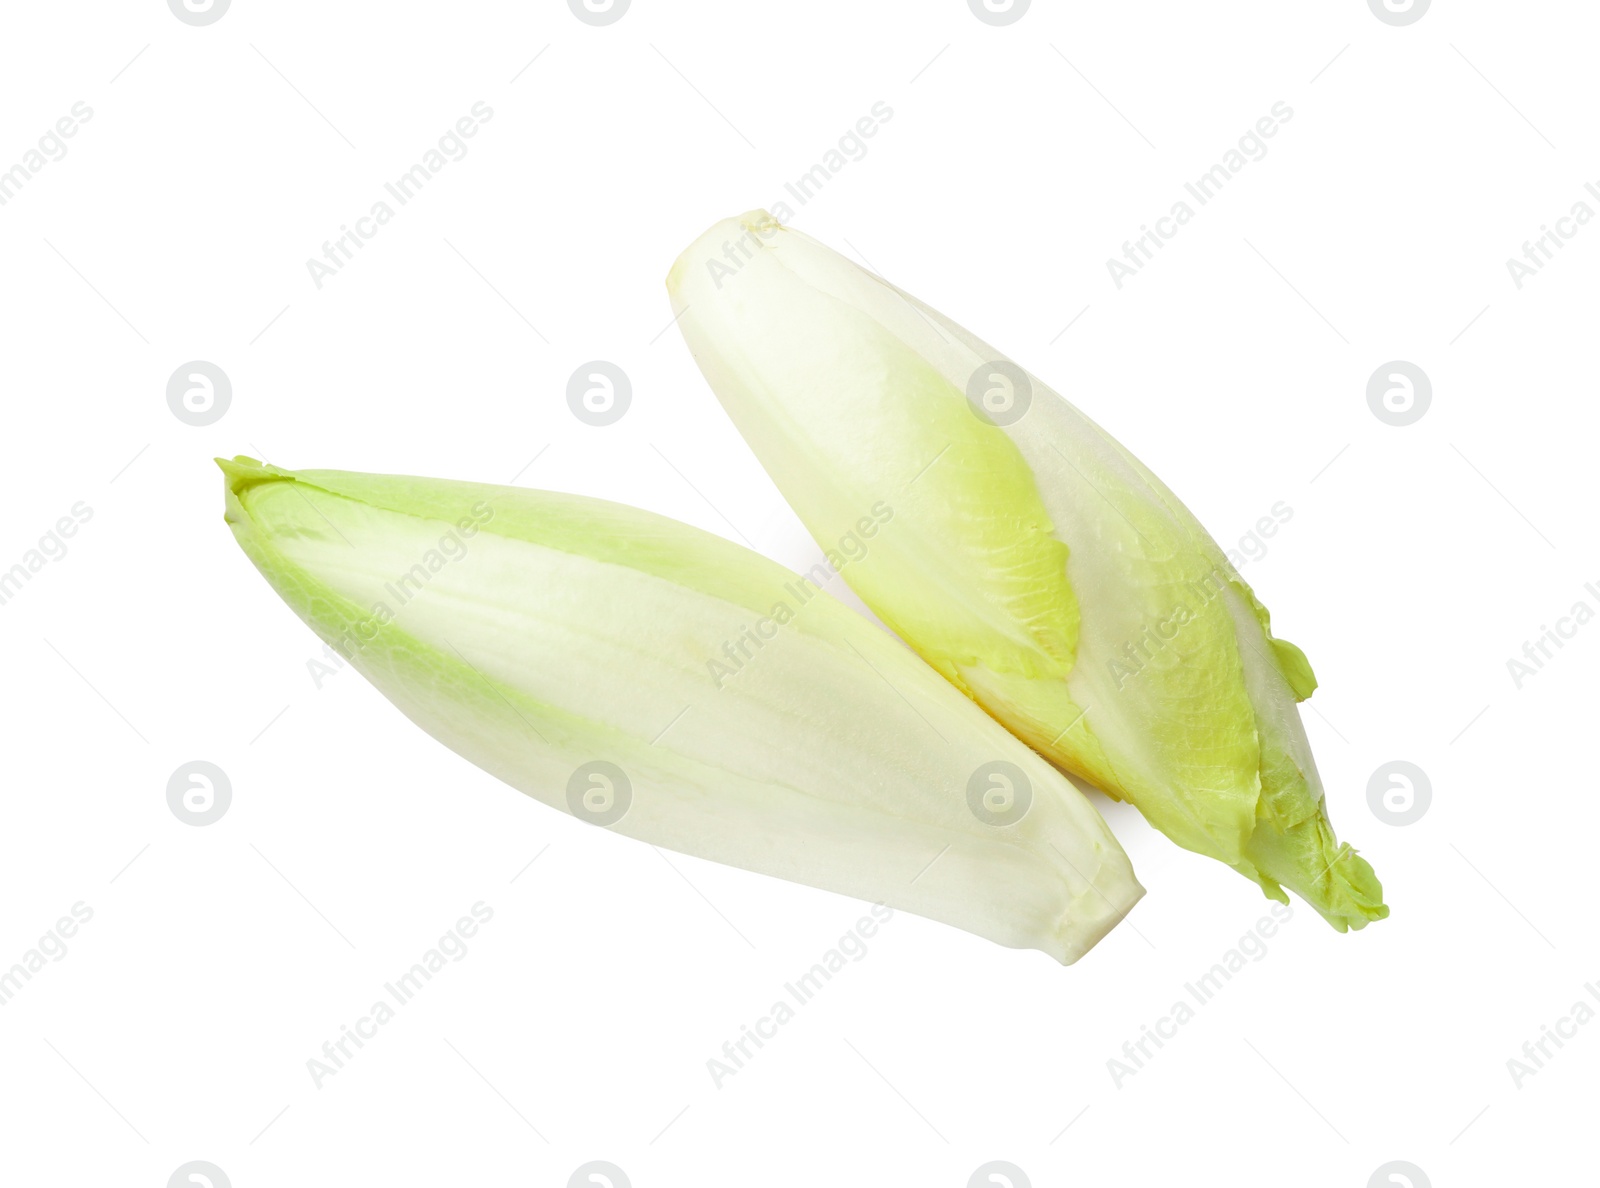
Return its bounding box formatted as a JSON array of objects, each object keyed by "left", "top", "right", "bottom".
[
  {"left": 218, "top": 456, "right": 1144, "bottom": 963},
  {"left": 668, "top": 213, "right": 1385, "bottom": 933}
]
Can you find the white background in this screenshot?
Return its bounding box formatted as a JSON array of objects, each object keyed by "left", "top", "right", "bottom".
[{"left": 0, "top": 1, "right": 1592, "bottom": 1185}]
